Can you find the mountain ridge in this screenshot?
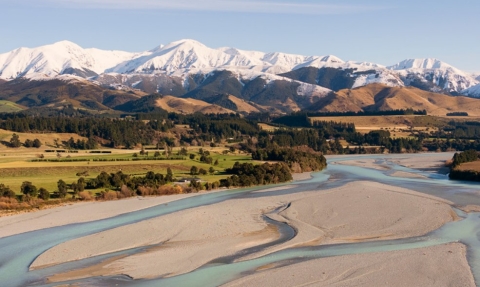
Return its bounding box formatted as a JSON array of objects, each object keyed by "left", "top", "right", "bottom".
[
  {"left": 1, "top": 39, "right": 477, "bottom": 98},
  {"left": 1, "top": 39, "right": 480, "bottom": 112}
]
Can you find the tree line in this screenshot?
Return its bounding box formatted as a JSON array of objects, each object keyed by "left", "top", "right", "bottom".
[
  {"left": 448, "top": 150, "right": 480, "bottom": 181},
  {"left": 219, "top": 162, "right": 293, "bottom": 188},
  {"left": 252, "top": 147, "right": 327, "bottom": 173},
  {"left": 7, "top": 133, "right": 42, "bottom": 148}
]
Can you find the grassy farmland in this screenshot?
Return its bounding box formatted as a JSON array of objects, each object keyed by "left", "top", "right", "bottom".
[
  {"left": 0, "top": 145, "right": 252, "bottom": 195},
  {"left": 0, "top": 101, "right": 25, "bottom": 113},
  {"left": 309, "top": 115, "right": 445, "bottom": 138}
]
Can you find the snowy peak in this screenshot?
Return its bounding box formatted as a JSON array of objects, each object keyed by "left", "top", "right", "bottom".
[
  {"left": 387, "top": 58, "right": 477, "bottom": 93},
  {"left": 109, "top": 39, "right": 241, "bottom": 74},
  {"left": 109, "top": 39, "right": 340, "bottom": 76},
  {"left": 162, "top": 39, "right": 207, "bottom": 50},
  {"left": 0, "top": 41, "right": 136, "bottom": 79},
  {"left": 0, "top": 39, "right": 478, "bottom": 98},
  {"left": 388, "top": 58, "right": 457, "bottom": 71},
  {"left": 463, "top": 83, "right": 480, "bottom": 98},
  {"left": 320, "top": 55, "right": 344, "bottom": 64}
]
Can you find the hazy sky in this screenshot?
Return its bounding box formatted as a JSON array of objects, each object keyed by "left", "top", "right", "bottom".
[{"left": 1, "top": 0, "right": 479, "bottom": 72}]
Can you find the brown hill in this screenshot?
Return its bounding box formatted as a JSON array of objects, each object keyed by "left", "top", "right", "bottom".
[
  {"left": 309, "top": 84, "right": 480, "bottom": 116},
  {"left": 227, "top": 95, "right": 261, "bottom": 113},
  {"left": 0, "top": 77, "right": 146, "bottom": 110},
  {"left": 155, "top": 96, "right": 234, "bottom": 114}
]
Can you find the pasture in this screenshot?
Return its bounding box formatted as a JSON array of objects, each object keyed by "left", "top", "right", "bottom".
[
  {"left": 309, "top": 115, "right": 443, "bottom": 138},
  {"left": 0, "top": 145, "right": 252, "bottom": 195}
]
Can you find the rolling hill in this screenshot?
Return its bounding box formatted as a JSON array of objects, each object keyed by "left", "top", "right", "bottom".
[
  {"left": 154, "top": 96, "right": 234, "bottom": 114},
  {"left": 309, "top": 84, "right": 480, "bottom": 116},
  {"left": 0, "top": 76, "right": 145, "bottom": 111}
]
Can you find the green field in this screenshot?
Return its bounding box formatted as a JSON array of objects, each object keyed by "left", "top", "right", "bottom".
[
  {"left": 0, "top": 100, "right": 25, "bottom": 113},
  {"left": 0, "top": 147, "right": 253, "bottom": 195}
]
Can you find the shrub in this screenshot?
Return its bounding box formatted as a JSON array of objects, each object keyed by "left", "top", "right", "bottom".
[
  {"left": 38, "top": 188, "right": 50, "bottom": 200},
  {"left": 120, "top": 185, "right": 134, "bottom": 197},
  {"left": 101, "top": 191, "right": 118, "bottom": 200},
  {"left": 78, "top": 191, "right": 93, "bottom": 201},
  {"left": 0, "top": 197, "right": 20, "bottom": 210}
]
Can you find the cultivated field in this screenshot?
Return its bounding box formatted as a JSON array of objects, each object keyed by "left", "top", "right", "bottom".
[
  {"left": 0, "top": 144, "right": 252, "bottom": 195},
  {"left": 309, "top": 115, "right": 444, "bottom": 138}
]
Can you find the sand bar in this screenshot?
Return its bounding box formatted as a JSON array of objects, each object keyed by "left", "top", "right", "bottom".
[
  {"left": 32, "top": 181, "right": 456, "bottom": 280},
  {"left": 224, "top": 243, "right": 475, "bottom": 287}
]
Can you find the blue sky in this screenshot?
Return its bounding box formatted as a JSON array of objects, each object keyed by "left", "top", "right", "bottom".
[{"left": 1, "top": 0, "right": 479, "bottom": 72}]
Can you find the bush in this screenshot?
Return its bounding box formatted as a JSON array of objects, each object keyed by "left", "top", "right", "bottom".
[
  {"left": 0, "top": 197, "right": 21, "bottom": 210},
  {"left": 120, "top": 185, "right": 134, "bottom": 197},
  {"left": 101, "top": 191, "right": 118, "bottom": 200},
  {"left": 0, "top": 184, "right": 15, "bottom": 198},
  {"left": 137, "top": 185, "right": 184, "bottom": 196},
  {"left": 78, "top": 191, "right": 93, "bottom": 201},
  {"left": 38, "top": 188, "right": 50, "bottom": 200}
]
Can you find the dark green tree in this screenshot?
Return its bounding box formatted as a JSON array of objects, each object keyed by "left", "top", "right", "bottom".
[
  {"left": 166, "top": 167, "right": 173, "bottom": 182},
  {"left": 38, "top": 188, "right": 50, "bottom": 200},
  {"left": 57, "top": 179, "right": 68, "bottom": 198},
  {"left": 190, "top": 166, "right": 198, "bottom": 175},
  {"left": 0, "top": 184, "right": 15, "bottom": 198},
  {"left": 208, "top": 167, "right": 215, "bottom": 175},
  {"left": 199, "top": 168, "right": 207, "bottom": 175},
  {"left": 71, "top": 182, "right": 79, "bottom": 198},
  {"left": 21, "top": 181, "right": 38, "bottom": 197},
  {"left": 10, "top": 133, "right": 21, "bottom": 148},
  {"left": 33, "top": 139, "right": 42, "bottom": 148},
  {"left": 24, "top": 139, "right": 34, "bottom": 148},
  {"left": 77, "top": 177, "right": 86, "bottom": 192}
]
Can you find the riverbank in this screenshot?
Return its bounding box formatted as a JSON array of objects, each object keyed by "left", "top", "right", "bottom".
[
  {"left": 0, "top": 172, "right": 313, "bottom": 219},
  {"left": 1, "top": 153, "right": 475, "bottom": 287},
  {"left": 0, "top": 193, "right": 202, "bottom": 238}
]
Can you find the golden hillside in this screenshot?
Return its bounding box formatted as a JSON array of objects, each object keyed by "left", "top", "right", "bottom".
[
  {"left": 310, "top": 84, "right": 480, "bottom": 116},
  {"left": 155, "top": 96, "right": 234, "bottom": 114},
  {"left": 227, "top": 95, "right": 261, "bottom": 113}
]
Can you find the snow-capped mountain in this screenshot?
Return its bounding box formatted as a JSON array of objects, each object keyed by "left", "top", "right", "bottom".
[
  {"left": 388, "top": 58, "right": 478, "bottom": 94},
  {"left": 107, "top": 39, "right": 331, "bottom": 76},
  {"left": 0, "top": 39, "right": 478, "bottom": 100},
  {"left": 0, "top": 41, "right": 137, "bottom": 79},
  {"left": 463, "top": 84, "right": 480, "bottom": 98}
]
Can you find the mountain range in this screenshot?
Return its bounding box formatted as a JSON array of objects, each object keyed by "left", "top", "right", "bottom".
[{"left": 0, "top": 39, "right": 479, "bottom": 114}]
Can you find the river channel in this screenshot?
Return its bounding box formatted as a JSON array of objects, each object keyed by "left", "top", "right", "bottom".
[{"left": 0, "top": 153, "right": 479, "bottom": 286}]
